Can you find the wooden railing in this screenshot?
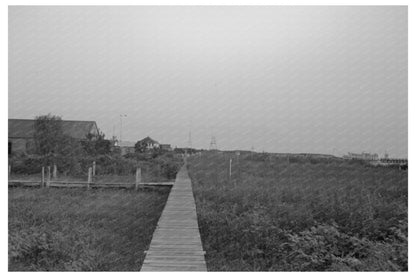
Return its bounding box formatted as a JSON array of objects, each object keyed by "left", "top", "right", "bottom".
[{"left": 8, "top": 165, "right": 173, "bottom": 189}]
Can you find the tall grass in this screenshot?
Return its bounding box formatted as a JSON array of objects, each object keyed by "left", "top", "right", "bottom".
[
  {"left": 9, "top": 187, "right": 170, "bottom": 271},
  {"left": 188, "top": 152, "right": 407, "bottom": 271}
]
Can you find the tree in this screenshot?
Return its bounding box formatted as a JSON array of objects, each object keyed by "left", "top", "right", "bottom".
[
  {"left": 95, "top": 134, "right": 111, "bottom": 155},
  {"left": 81, "top": 131, "right": 111, "bottom": 156},
  {"left": 135, "top": 140, "right": 147, "bottom": 153},
  {"left": 56, "top": 134, "right": 85, "bottom": 174},
  {"left": 34, "top": 114, "right": 64, "bottom": 155}
]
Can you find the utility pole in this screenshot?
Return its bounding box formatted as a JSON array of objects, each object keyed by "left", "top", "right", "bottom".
[
  {"left": 119, "top": 114, "right": 127, "bottom": 144},
  {"left": 188, "top": 119, "right": 193, "bottom": 149},
  {"left": 188, "top": 130, "right": 192, "bottom": 149}
]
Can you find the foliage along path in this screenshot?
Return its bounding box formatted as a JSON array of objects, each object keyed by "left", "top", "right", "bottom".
[{"left": 141, "top": 162, "right": 207, "bottom": 271}]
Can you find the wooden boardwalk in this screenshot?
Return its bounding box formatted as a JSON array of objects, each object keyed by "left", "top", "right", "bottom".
[{"left": 141, "top": 164, "right": 207, "bottom": 271}]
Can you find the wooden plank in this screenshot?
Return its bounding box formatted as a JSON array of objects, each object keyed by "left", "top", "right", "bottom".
[
  {"left": 151, "top": 233, "right": 201, "bottom": 237},
  {"left": 9, "top": 181, "right": 173, "bottom": 187},
  {"left": 49, "top": 183, "right": 86, "bottom": 188},
  {"left": 8, "top": 180, "right": 42, "bottom": 183},
  {"left": 144, "top": 182, "right": 174, "bottom": 186},
  {"left": 8, "top": 182, "right": 40, "bottom": 187},
  {"left": 143, "top": 262, "right": 207, "bottom": 268},
  {"left": 144, "top": 256, "right": 206, "bottom": 261},
  {"left": 141, "top": 265, "right": 207, "bottom": 272},
  {"left": 154, "top": 227, "right": 198, "bottom": 231},
  {"left": 48, "top": 181, "right": 89, "bottom": 184},
  {"left": 148, "top": 244, "right": 204, "bottom": 249},
  {"left": 159, "top": 210, "right": 197, "bottom": 213},
  {"left": 143, "top": 261, "right": 207, "bottom": 266},
  {"left": 159, "top": 218, "right": 198, "bottom": 222},
  {"left": 145, "top": 250, "right": 206, "bottom": 255},
  {"left": 152, "top": 231, "right": 201, "bottom": 236},
  {"left": 157, "top": 222, "right": 199, "bottom": 225},
  {"left": 156, "top": 225, "right": 199, "bottom": 229},
  {"left": 144, "top": 260, "right": 206, "bottom": 265},
  {"left": 150, "top": 240, "right": 202, "bottom": 244},
  {"left": 153, "top": 229, "right": 200, "bottom": 234},
  {"left": 148, "top": 243, "right": 204, "bottom": 248}
]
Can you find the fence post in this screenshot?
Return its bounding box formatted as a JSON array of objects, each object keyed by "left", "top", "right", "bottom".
[
  {"left": 53, "top": 164, "right": 57, "bottom": 179},
  {"left": 229, "top": 158, "right": 232, "bottom": 179},
  {"left": 236, "top": 152, "right": 240, "bottom": 188},
  {"left": 87, "top": 167, "right": 92, "bottom": 190},
  {"left": 92, "top": 161, "right": 96, "bottom": 176},
  {"left": 46, "top": 166, "right": 51, "bottom": 187},
  {"left": 135, "top": 167, "right": 142, "bottom": 190},
  {"left": 41, "top": 167, "right": 45, "bottom": 187}
]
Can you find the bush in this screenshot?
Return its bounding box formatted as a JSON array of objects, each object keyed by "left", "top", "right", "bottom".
[
  {"left": 10, "top": 155, "right": 51, "bottom": 175},
  {"left": 10, "top": 149, "right": 184, "bottom": 182}
]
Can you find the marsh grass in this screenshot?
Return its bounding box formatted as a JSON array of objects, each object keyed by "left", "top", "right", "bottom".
[
  {"left": 9, "top": 187, "right": 170, "bottom": 271},
  {"left": 188, "top": 152, "right": 407, "bottom": 271}
]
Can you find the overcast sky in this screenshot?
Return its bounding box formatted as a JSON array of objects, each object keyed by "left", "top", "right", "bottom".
[{"left": 9, "top": 6, "right": 407, "bottom": 157}]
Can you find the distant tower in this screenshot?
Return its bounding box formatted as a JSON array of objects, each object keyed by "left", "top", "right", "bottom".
[{"left": 209, "top": 136, "right": 217, "bottom": 150}]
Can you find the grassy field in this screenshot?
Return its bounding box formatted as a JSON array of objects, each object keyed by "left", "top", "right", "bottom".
[
  {"left": 9, "top": 187, "right": 170, "bottom": 271},
  {"left": 188, "top": 151, "right": 408, "bottom": 271}
]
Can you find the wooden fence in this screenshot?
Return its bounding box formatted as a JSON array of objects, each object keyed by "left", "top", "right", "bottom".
[{"left": 8, "top": 164, "right": 173, "bottom": 189}]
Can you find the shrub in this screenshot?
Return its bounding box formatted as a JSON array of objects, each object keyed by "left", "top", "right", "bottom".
[{"left": 10, "top": 155, "right": 50, "bottom": 175}]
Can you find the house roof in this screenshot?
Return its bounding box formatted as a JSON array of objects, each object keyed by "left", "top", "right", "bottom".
[
  {"left": 118, "top": 141, "right": 136, "bottom": 147},
  {"left": 8, "top": 119, "right": 98, "bottom": 139},
  {"left": 139, "top": 136, "right": 159, "bottom": 144}
]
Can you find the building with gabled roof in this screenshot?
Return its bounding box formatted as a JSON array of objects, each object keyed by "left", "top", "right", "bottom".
[
  {"left": 8, "top": 118, "right": 99, "bottom": 155},
  {"left": 117, "top": 140, "right": 136, "bottom": 155},
  {"left": 138, "top": 136, "right": 160, "bottom": 149},
  {"left": 160, "top": 144, "right": 172, "bottom": 151}
]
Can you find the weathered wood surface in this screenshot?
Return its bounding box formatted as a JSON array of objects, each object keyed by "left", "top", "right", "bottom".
[
  {"left": 141, "top": 165, "right": 207, "bottom": 271},
  {"left": 8, "top": 180, "right": 174, "bottom": 188}
]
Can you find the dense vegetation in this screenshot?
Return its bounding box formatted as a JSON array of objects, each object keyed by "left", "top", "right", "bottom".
[
  {"left": 9, "top": 187, "right": 170, "bottom": 271},
  {"left": 9, "top": 114, "right": 184, "bottom": 181},
  {"left": 10, "top": 151, "right": 183, "bottom": 183},
  {"left": 188, "top": 151, "right": 408, "bottom": 271}
]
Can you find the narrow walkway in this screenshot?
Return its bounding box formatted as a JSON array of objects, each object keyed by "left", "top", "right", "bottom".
[{"left": 141, "top": 164, "right": 207, "bottom": 271}]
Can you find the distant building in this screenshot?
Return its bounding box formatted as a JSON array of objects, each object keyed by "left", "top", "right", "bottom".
[
  {"left": 174, "top": 147, "right": 201, "bottom": 154},
  {"left": 160, "top": 144, "right": 172, "bottom": 151},
  {"left": 344, "top": 152, "right": 379, "bottom": 161},
  {"left": 8, "top": 119, "right": 99, "bottom": 155},
  {"left": 378, "top": 158, "right": 408, "bottom": 165},
  {"left": 137, "top": 136, "right": 160, "bottom": 150},
  {"left": 117, "top": 137, "right": 171, "bottom": 155},
  {"left": 117, "top": 141, "right": 136, "bottom": 155}
]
